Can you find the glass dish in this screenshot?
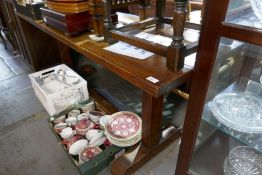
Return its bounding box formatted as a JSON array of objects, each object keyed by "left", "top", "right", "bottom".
[
  {"left": 224, "top": 146, "right": 262, "bottom": 175},
  {"left": 224, "top": 157, "right": 262, "bottom": 175},
  {"left": 229, "top": 146, "right": 262, "bottom": 166},
  {"left": 211, "top": 92, "right": 262, "bottom": 133}
]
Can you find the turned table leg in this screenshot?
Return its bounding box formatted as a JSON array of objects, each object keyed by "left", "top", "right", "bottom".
[
  {"left": 167, "top": 0, "right": 188, "bottom": 71},
  {"left": 88, "top": 0, "right": 104, "bottom": 37},
  {"left": 155, "top": 0, "right": 165, "bottom": 29},
  {"left": 103, "top": 0, "right": 113, "bottom": 42},
  {"left": 138, "top": 0, "right": 150, "bottom": 20}
]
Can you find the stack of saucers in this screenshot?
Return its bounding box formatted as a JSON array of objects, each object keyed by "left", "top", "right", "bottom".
[{"left": 104, "top": 111, "right": 142, "bottom": 147}]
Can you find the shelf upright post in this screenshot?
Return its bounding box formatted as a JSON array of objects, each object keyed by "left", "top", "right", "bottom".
[{"left": 174, "top": 0, "right": 231, "bottom": 174}]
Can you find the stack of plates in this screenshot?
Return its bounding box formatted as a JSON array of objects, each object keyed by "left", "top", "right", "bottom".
[
  {"left": 104, "top": 111, "right": 142, "bottom": 147},
  {"left": 224, "top": 146, "right": 262, "bottom": 175}
]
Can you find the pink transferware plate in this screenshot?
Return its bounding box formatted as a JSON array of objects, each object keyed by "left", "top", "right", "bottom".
[
  {"left": 106, "top": 111, "right": 142, "bottom": 140},
  {"left": 79, "top": 145, "right": 102, "bottom": 164}
]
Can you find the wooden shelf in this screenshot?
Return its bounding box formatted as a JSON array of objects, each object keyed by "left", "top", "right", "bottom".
[{"left": 16, "top": 12, "right": 193, "bottom": 97}]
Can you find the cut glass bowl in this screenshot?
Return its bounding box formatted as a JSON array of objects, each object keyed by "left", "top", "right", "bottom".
[
  {"left": 224, "top": 146, "right": 262, "bottom": 175},
  {"left": 211, "top": 92, "right": 262, "bottom": 133}
]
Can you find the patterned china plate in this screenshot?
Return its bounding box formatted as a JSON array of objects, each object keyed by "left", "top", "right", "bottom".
[
  {"left": 106, "top": 111, "right": 142, "bottom": 140},
  {"left": 79, "top": 146, "right": 102, "bottom": 164}
]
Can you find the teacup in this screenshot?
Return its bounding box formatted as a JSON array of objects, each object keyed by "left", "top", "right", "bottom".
[
  {"left": 77, "top": 113, "right": 89, "bottom": 121},
  {"left": 60, "top": 127, "right": 76, "bottom": 140},
  {"left": 65, "top": 117, "right": 77, "bottom": 126},
  {"left": 89, "top": 111, "right": 105, "bottom": 123},
  {"left": 99, "top": 115, "right": 111, "bottom": 129},
  {"left": 54, "top": 122, "right": 67, "bottom": 133},
  {"left": 75, "top": 119, "right": 93, "bottom": 136},
  {"left": 76, "top": 118, "right": 92, "bottom": 129},
  {"left": 68, "top": 110, "right": 81, "bottom": 118}
]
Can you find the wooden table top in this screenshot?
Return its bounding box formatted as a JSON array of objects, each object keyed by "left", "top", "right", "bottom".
[{"left": 17, "top": 12, "right": 194, "bottom": 97}]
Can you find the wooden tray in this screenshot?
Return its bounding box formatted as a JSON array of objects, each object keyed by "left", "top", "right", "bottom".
[
  {"left": 46, "top": 0, "right": 89, "bottom": 13},
  {"left": 41, "top": 8, "right": 92, "bottom": 36}
]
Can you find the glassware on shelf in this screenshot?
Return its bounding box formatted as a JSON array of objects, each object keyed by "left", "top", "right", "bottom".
[
  {"left": 250, "top": 0, "right": 262, "bottom": 27},
  {"left": 211, "top": 92, "right": 262, "bottom": 133},
  {"left": 224, "top": 146, "right": 262, "bottom": 175}
]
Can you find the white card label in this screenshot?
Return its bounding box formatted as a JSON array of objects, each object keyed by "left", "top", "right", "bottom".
[
  {"left": 146, "top": 76, "right": 159, "bottom": 83},
  {"left": 104, "top": 41, "right": 154, "bottom": 60}
]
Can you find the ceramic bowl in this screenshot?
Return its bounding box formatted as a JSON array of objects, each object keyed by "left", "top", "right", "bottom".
[
  {"left": 77, "top": 113, "right": 89, "bottom": 121},
  {"left": 54, "top": 122, "right": 67, "bottom": 133},
  {"left": 105, "top": 111, "right": 142, "bottom": 141},
  {"left": 89, "top": 111, "right": 105, "bottom": 123},
  {"left": 76, "top": 118, "right": 92, "bottom": 129},
  {"left": 53, "top": 115, "right": 66, "bottom": 124},
  {"left": 79, "top": 145, "right": 102, "bottom": 164},
  {"left": 68, "top": 110, "right": 81, "bottom": 118},
  {"left": 69, "top": 139, "right": 88, "bottom": 155},
  {"left": 61, "top": 135, "right": 84, "bottom": 149},
  {"left": 76, "top": 119, "right": 94, "bottom": 136},
  {"left": 90, "top": 135, "right": 106, "bottom": 146},
  {"left": 88, "top": 130, "right": 104, "bottom": 144},
  {"left": 60, "top": 127, "right": 76, "bottom": 140},
  {"left": 77, "top": 122, "right": 95, "bottom": 132},
  {"left": 65, "top": 116, "right": 77, "bottom": 126}
]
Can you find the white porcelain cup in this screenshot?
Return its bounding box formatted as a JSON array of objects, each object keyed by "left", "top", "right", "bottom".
[
  {"left": 77, "top": 113, "right": 89, "bottom": 121},
  {"left": 89, "top": 111, "right": 104, "bottom": 123},
  {"left": 99, "top": 115, "right": 111, "bottom": 129},
  {"left": 60, "top": 127, "right": 76, "bottom": 140},
  {"left": 65, "top": 117, "right": 77, "bottom": 126},
  {"left": 54, "top": 122, "right": 67, "bottom": 133}
]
